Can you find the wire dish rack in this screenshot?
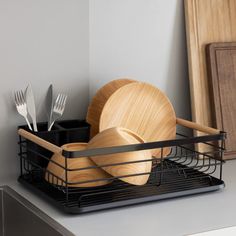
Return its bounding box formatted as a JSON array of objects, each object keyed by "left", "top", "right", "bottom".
[{"left": 17, "top": 120, "right": 226, "bottom": 214}]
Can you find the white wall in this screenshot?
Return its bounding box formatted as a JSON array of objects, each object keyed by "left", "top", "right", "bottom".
[
  {"left": 89, "top": 0, "right": 191, "bottom": 119},
  {"left": 0, "top": 0, "right": 89, "bottom": 181},
  {"left": 0, "top": 0, "right": 191, "bottom": 181}
]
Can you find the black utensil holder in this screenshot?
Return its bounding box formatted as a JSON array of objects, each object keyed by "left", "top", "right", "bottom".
[{"left": 18, "top": 120, "right": 90, "bottom": 168}]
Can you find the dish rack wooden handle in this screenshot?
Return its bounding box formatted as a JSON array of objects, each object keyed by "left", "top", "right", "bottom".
[
  {"left": 18, "top": 129, "right": 62, "bottom": 154},
  {"left": 176, "top": 118, "right": 220, "bottom": 135}
]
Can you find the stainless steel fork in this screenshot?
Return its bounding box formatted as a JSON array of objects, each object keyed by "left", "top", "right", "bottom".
[
  {"left": 14, "top": 90, "right": 32, "bottom": 131},
  {"left": 48, "top": 94, "right": 67, "bottom": 131}
]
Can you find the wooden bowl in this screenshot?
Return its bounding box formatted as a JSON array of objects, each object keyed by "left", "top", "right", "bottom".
[
  {"left": 87, "top": 127, "right": 152, "bottom": 185},
  {"left": 45, "top": 143, "right": 111, "bottom": 188}
]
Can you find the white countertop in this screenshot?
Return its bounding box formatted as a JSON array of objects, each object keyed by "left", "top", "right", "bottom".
[
  {"left": 4, "top": 160, "right": 236, "bottom": 236},
  {"left": 190, "top": 226, "right": 236, "bottom": 236}
]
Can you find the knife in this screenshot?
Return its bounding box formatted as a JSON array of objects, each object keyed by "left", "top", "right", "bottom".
[
  {"left": 46, "top": 84, "right": 53, "bottom": 130},
  {"left": 25, "top": 84, "right": 38, "bottom": 132}
]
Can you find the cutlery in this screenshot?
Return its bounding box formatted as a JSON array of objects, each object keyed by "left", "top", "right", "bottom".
[
  {"left": 48, "top": 94, "right": 67, "bottom": 131},
  {"left": 25, "top": 84, "right": 38, "bottom": 132},
  {"left": 14, "top": 90, "right": 33, "bottom": 131},
  {"left": 46, "top": 84, "right": 53, "bottom": 130}
]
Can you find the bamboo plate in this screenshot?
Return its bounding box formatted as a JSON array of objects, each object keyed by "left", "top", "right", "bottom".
[
  {"left": 45, "top": 143, "right": 112, "bottom": 188},
  {"left": 99, "top": 82, "right": 176, "bottom": 158},
  {"left": 87, "top": 127, "right": 152, "bottom": 186},
  {"left": 86, "top": 78, "right": 136, "bottom": 137}
]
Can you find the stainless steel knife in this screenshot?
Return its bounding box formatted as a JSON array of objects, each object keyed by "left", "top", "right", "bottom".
[
  {"left": 46, "top": 84, "right": 53, "bottom": 130},
  {"left": 25, "top": 84, "right": 38, "bottom": 132}
]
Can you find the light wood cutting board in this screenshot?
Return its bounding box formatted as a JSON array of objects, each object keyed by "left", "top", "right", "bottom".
[
  {"left": 184, "top": 0, "right": 236, "bottom": 153},
  {"left": 86, "top": 78, "right": 135, "bottom": 137},
  {"left": 99, "top": 82, "right": 176, "bottom": 158},
  {"left": 206, "top": 42, "right": 236, "bottom": 160}
]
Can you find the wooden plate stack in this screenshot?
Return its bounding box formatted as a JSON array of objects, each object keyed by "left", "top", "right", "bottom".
[{"left": 85, "top": 79, "right": 177, "bottom": 185}]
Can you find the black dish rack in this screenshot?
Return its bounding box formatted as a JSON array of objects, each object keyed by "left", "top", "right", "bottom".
[{"left": 18, "top": 120, "right": 226, "bottom": 214}]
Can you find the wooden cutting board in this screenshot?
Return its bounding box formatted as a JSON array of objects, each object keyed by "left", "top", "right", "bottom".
[
  {"left": 99, "top": 82, "right": 176, "bottom": 158},
  {"left": 184, "top": 0, "right": 236, "bottom": 153},
  {"left": 206, "top": 42, "right": 236, "bottom": 160},
  {"left": 86, "top": 78, "right": 135, "bottom": 137}
]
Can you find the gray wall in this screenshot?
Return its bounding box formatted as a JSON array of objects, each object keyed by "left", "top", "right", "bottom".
[
  {"left": 0, "top": 0, "right": 89, "bottom": 181},
  {"left": 0, "top": 0, "right": 190, "bottom": 181},
  {"left": 89, "top": 0, "right": 190, "bottom": 119}
]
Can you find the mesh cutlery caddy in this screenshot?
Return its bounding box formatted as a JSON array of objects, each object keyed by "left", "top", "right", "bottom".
[{"left": 17, "top": 119, "right": 226, "bottom": 214}]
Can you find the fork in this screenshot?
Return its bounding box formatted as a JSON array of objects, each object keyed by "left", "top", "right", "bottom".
[
  {"left": 48, "top": 94, "right": 67, "bottom": 131},
  {"left": 14, "top": 90, "right": 33, "bottom": 131}
]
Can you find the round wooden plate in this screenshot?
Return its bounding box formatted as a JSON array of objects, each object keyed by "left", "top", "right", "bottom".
[
  {"left": 99, "top": 82, "right": 176, "bottom": 158},
  {"left": 86, "top": 78, "right": 136, "bottom": 137}
]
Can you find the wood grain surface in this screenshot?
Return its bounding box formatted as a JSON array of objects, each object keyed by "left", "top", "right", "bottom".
[
  {"left": 176, "top": 118, "right": 220, "bottom": 135},
  {"left": 18, "top": 128, "right": 62, "bottom": 154},
  {"left": 45, "top": 143, "right": 112, "bottom": 187},
  {"left": 206, "top": 42, "right": 236, "bottom": 159},
  {"left": 87, "top": 127, "right": 152, "bottom": 186},
  {"left": 86, "top": 78, "right": 135, "bottom": 138},
  {"left": 99, "top": 82, "right": 176, "bottom": 158},
  {"left": 184, "top": 0, "right": 236, "bottom": 153}
]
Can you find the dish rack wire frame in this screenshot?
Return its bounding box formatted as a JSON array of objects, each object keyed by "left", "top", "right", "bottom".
[{"left": 17, "top": 122, "right": 226, "bottom": 213}]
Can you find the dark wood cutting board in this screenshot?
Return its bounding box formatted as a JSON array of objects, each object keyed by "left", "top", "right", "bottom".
[{"left": 206, "top": 42, "right": 236, "bottom": 160}]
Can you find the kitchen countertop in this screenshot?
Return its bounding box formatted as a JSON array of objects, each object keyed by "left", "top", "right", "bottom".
[{"left": 4, "top": 160, "right": 236, "bottom": 236}]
